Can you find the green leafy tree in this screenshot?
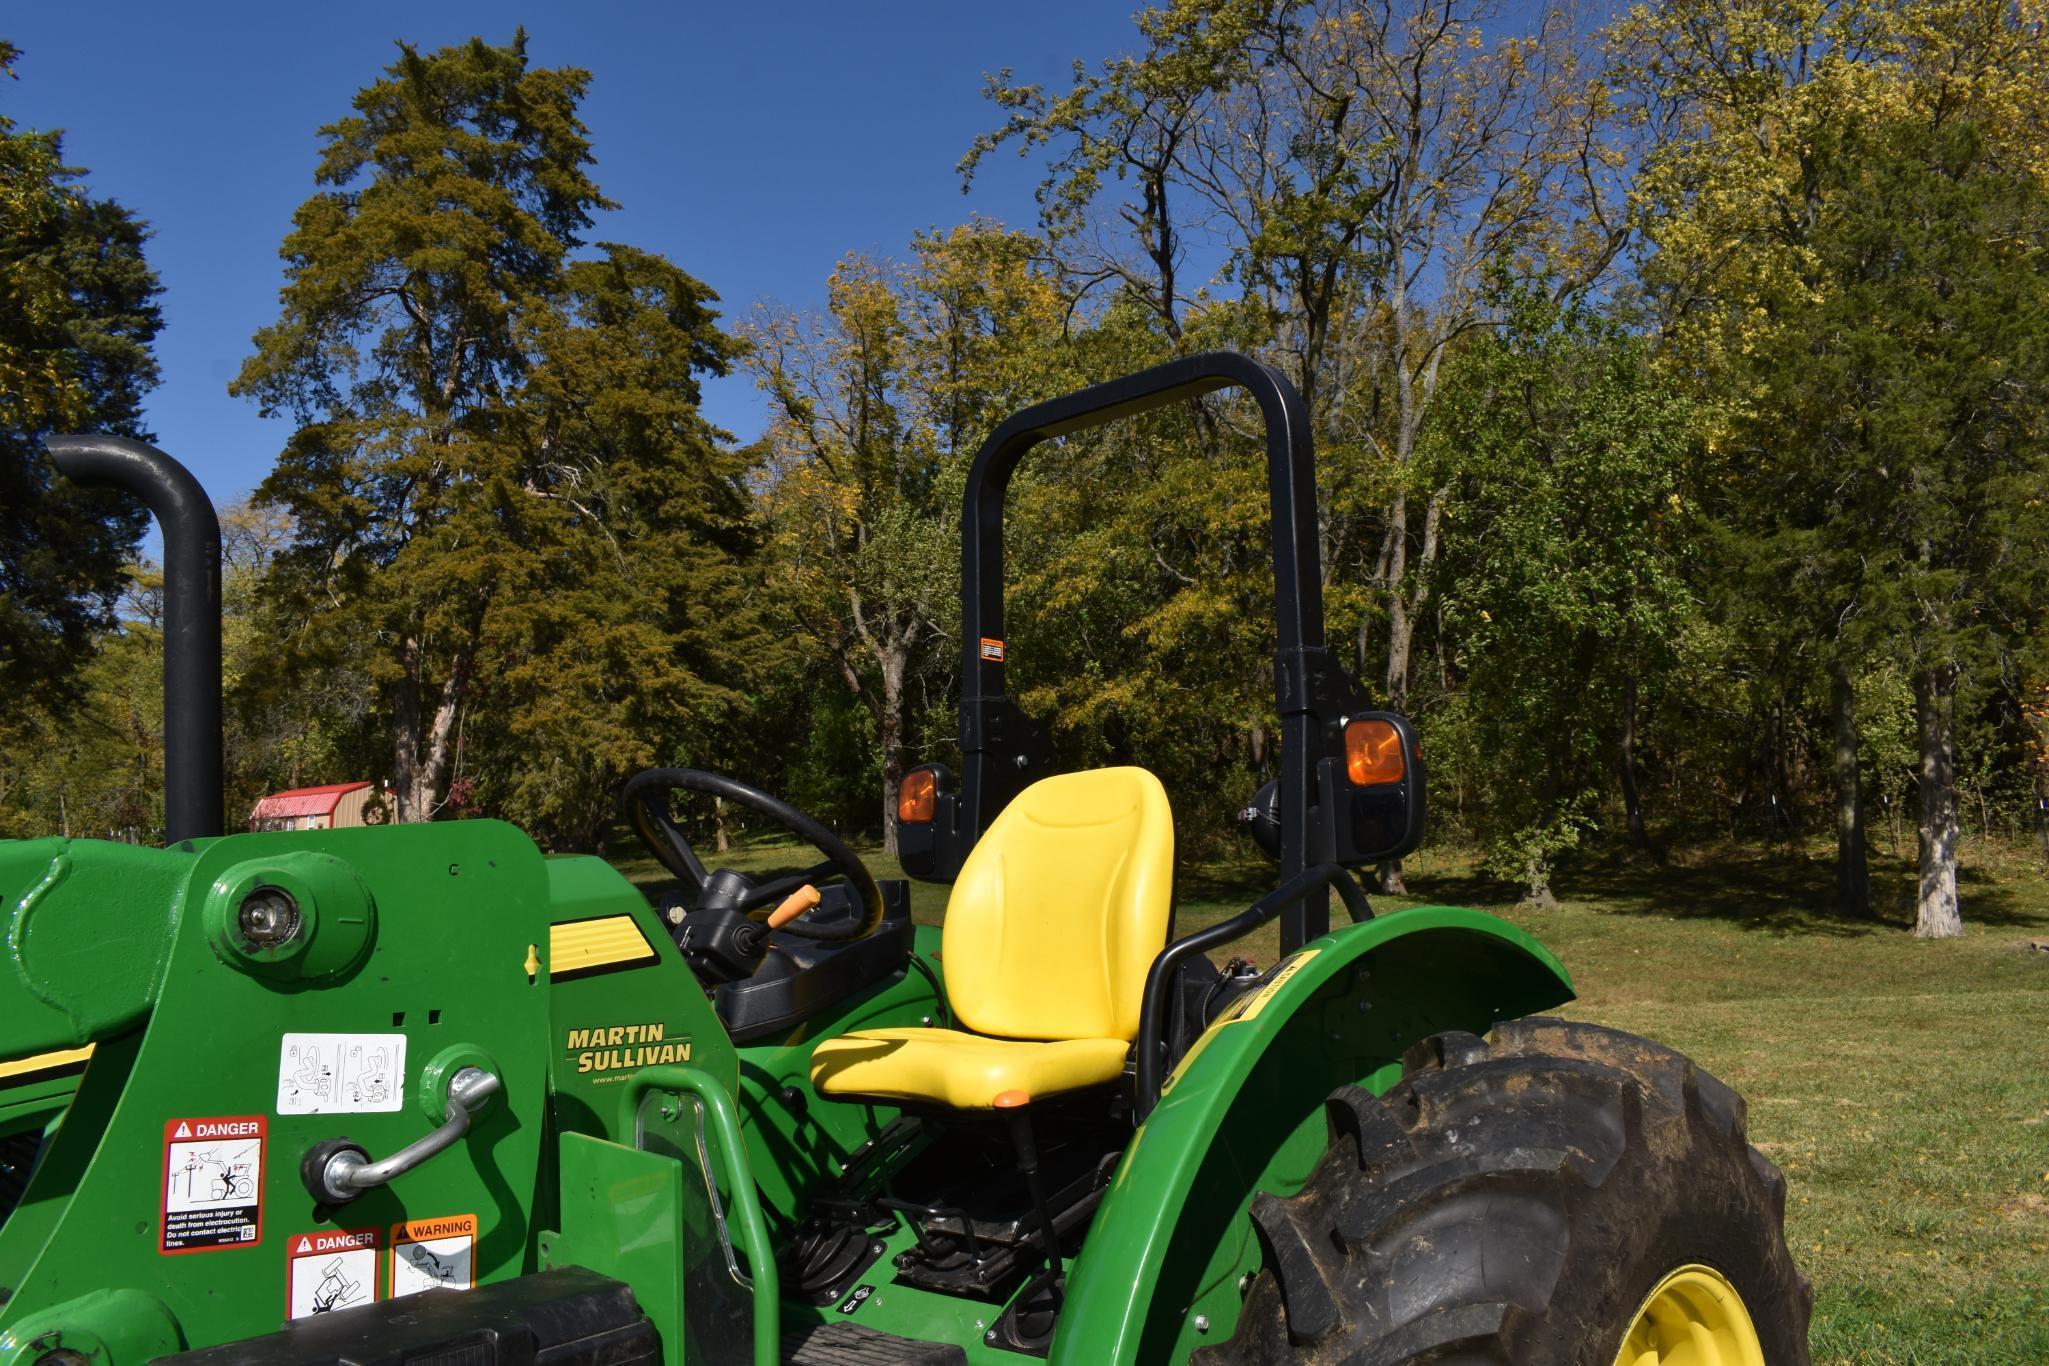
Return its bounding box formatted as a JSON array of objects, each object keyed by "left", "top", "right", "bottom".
[
  {"left": 1733, "top": 115, "right": 2049, "bottom": 936},
  {"left": 970, "top": 0, "right": 1626, "bottom": 892},
  {"left": 465, "top": 248, "right": 769, "bottom": 848},
  {"left": 236, "top": 34, "right": 761, "bottom": 840},
  {"left": 748, "top": 224, "right": 1072, "bottom": 850},
  {"left": 0, "top": 565, "right": 164, "bottom": 841},
  {"left": 1430, "top": 287, "right": 1699, "bottom": 904},
  {"left": 1615, "top": 0, "right": 2049, "bottom": 922},
  {"left": 0, "top": 39, "right": 163, "bottom": 705}
]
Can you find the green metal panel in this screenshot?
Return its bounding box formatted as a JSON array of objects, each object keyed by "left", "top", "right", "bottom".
[
  {"left": 2, "top": 839, "right": 192, "bottom": 1056},
  {"left": 1051, "top": 907, "right": 1576, "bottom": 1365},
  {"left": 0, "top": 822, "right": 555, "bottom": 1360},
  {"left": 0, "top": 1287, "right": 181, "bottom": 1366},
  {"left": 542, "top": 853, "right": 738, "bottom": 1146},
  {"left": 546, "top": 1066, "right": 782, "bottom": 1366}
]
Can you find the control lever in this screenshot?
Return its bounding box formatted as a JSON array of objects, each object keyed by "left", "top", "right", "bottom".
[{"left": 301, "top": 1066, "right": 501, "bottom": 1204}]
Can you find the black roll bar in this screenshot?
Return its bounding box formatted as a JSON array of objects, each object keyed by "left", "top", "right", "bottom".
[
  {"left": 947, "top": 352, "right": 1367, "bottom": 950},
  {"left": 44, "top": 435, "right": 223, "bottom": 843}
]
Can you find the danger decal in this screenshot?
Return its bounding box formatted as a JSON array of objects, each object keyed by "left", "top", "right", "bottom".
[
  {"left": 287, "top": 1227, "right": 379, "bottom": 1319},
  {"left": 161, "top": 1115, "right": 265, "bottom": 1254},
  {"left": 391, "top": 1213, "right": 478, "bottom": 1297}
]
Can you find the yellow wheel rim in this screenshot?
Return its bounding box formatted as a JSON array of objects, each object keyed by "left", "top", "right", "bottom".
[{"left": 1613, "top": 1264, "right": 1765, "bottom": 1366}]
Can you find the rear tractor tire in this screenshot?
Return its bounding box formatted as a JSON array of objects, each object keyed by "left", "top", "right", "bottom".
[{"left": 1197, "top": 1017, "right": 1810, "bottom": 1365}]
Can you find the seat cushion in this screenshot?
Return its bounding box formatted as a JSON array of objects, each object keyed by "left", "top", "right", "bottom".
[{"left": 809, "top": 1028, "right": 1129, "bottom": 1109}]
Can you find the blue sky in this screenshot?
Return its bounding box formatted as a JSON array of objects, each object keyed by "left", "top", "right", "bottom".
[{"left": 6, "top": 2, "right": 1142, "bottom": 514}]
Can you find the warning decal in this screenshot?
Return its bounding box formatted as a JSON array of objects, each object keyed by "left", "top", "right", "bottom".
[
  {"left": 979, "top": 637, "right": 1006, "bottom": 662},
  {"left": 161, "top": 1115, "right": 265, "bottom": 1253},
  {"left": 1230, "top": 949, "right": 1321, "bottom": 1024},
  {"left": 278, "top": 1032, "right": 406, "bottom": 1114},
  {"left": 287, "top": 1227, "right": 379, "bottom": 1319},
  {"left": 390, "top": 1214, "right": 477, "bottom": 1297},
  {"left": 1158, "top": 951, "right": 1325, "bottom": 1099}
]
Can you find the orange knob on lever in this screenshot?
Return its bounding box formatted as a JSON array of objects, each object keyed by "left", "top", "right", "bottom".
[{"left": 766, "top": 884, "right": 822, "bottom": 930}]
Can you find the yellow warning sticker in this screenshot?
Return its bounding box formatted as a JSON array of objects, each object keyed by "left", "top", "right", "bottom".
[
  {"left": 391, "top": 1214, "right": 476, "bottom": 1296},
  {"left": 1229, "top": 949, "right": 1320, "bottom": 1024},
  {"left": 1159, "top": 950, "right": 1323, "bottom": 1096}
]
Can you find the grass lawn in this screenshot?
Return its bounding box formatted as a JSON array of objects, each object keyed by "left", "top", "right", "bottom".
[{"left": 617, "top": 835, "right": 2049, "bottom": 1363}]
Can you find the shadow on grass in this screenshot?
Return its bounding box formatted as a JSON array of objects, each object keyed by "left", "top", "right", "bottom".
[{"left": 1404, "top": 844, "right": 2049, "bottom": 937}]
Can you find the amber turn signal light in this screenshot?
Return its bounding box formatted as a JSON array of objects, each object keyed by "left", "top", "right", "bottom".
[
  {"left": 1344, "top": 718, "right": 1405, "bottom": 786},
  {"left": 898, "top": 766, "right": 938, "bottom": 823}
]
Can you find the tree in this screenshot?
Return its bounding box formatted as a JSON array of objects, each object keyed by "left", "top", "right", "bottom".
[
  {"left": 236, "top": 33, "right": 760, "bottom": 838},
  {"left": 968, "top": 0, "right": 1624, "bottom": 702},
  {"left": 1621, "top": 0, "right": 2049, "bottom": 933},
  {"left": 0, "top": 39, "right": 163, "bottom": 705},
  {"left": 969, "top": 0, "right": 1626, "bottom": 890},
  {"left": 466, "top": 247, "right": 770, "bottom": 849},
  {"left": 1430, "top": 286, "right": 1698, "bottom": 904},
  {"left": 748, "top": 224, "right": 1071, "bottom": 851},
  {"left": 1742, "top": 115, "right": 2049, "bottom": 936}
]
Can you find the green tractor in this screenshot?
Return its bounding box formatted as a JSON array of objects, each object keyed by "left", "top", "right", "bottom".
[{"left": 0, "top": 354, "right": 1808, "bottom": 1364}]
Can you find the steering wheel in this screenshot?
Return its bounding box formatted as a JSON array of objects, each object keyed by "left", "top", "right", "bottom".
[{"left": 620, "top": 767, "right": 885, "bottom": 982}]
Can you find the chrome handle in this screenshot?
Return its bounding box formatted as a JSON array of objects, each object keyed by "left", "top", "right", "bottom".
[{"left": 308, "top": 1067, "right": 500, "bottom": 1203}]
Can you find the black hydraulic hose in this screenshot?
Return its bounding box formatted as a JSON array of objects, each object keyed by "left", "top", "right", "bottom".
[
  {"left": 1132, "top": 862, "right": 1371, "bottom": 1122},
  {"left": 45, "top": 435, "right": 223, "bottom": 843}
]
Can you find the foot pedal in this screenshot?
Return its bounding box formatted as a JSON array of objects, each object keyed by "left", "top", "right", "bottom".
[{"left": 783, "top": 1320, "right": 967, "bottom": 1364}]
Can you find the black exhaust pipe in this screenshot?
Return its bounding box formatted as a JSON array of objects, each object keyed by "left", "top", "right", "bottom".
[{"left": 44, "top": 434, "right": 223, "bottom": 843}]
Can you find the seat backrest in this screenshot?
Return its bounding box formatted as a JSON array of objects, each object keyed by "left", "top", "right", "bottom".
[{"left": 940, "top": 767, "right": 1174, "bottom": 1042}]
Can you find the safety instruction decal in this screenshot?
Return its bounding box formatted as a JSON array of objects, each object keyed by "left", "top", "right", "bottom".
[
  {"left": 278, "top": 1032, "right": 406, "bottom": 1114},
  {"left": 287, "top": 1228, "right": 379, "bottom": 1319},
  {"left": 161, "top": 1115, "right": 265, "bottom": 1253},
  {"left": 1230, "top": 949, "right": 1320, "bottom": 1024},
  {"left": 391, "top": 1214, "right": 477, "bottom": 1297},
  {"left": 1159, "top": 951, "right": 1324, "bottom": 1098}
]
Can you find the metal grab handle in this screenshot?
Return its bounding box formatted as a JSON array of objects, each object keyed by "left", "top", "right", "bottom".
[{"left": 308, "top": 1067, "right": 500, "bottom": 1203}]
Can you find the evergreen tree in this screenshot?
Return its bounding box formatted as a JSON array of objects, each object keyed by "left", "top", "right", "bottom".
[
  {"left": 236, "top": 33, "right": 762, "bottom": 837},
  {"left": 0, "top": 40, "right": 163, "bottom": 705}
]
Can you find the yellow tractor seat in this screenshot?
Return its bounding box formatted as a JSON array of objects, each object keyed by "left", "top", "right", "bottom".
[{"left": 810, "top": 766, "right": 1174, "bottom": 1109}]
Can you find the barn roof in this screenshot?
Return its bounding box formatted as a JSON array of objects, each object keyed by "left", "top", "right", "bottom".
[{"left": 248, "top": 781, "right": 372, "bottom": 822}]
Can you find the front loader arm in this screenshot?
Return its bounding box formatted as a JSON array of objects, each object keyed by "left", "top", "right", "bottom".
[{"left": 2, "top": 838, "right": 192, "bottom": 1061}]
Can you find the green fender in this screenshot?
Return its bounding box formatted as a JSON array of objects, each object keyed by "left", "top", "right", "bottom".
[{"left": 1054, "top": 907, "right": 1575, "bottom": 1365}]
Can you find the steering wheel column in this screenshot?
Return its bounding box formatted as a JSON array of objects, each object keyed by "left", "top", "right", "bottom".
[{"left": 620, "top": 767, "right": 885, "bottom": 985}]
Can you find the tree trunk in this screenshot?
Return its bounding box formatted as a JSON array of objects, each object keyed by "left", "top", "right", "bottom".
[
  {"left": 1382, "top": 489, "right": 1411, "bottom": 705},
  {"left": 877, "top": 644, "right": 908, "bottom": 857},
  {"left": 1913, "top": 665, "right": 1962, "bottom": 939},
  {"left": 1830, "top": 660, "right": 1870, "bottom": 918},
  {"left": 2035, "top": 765, "right": 2049, "bottom": 865},
  {"left": 391, "top": 635, "right": 469, "bottom": 823},
  {"left": 1618, "top": 672, "right": 1652, "bottom": 856}
]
